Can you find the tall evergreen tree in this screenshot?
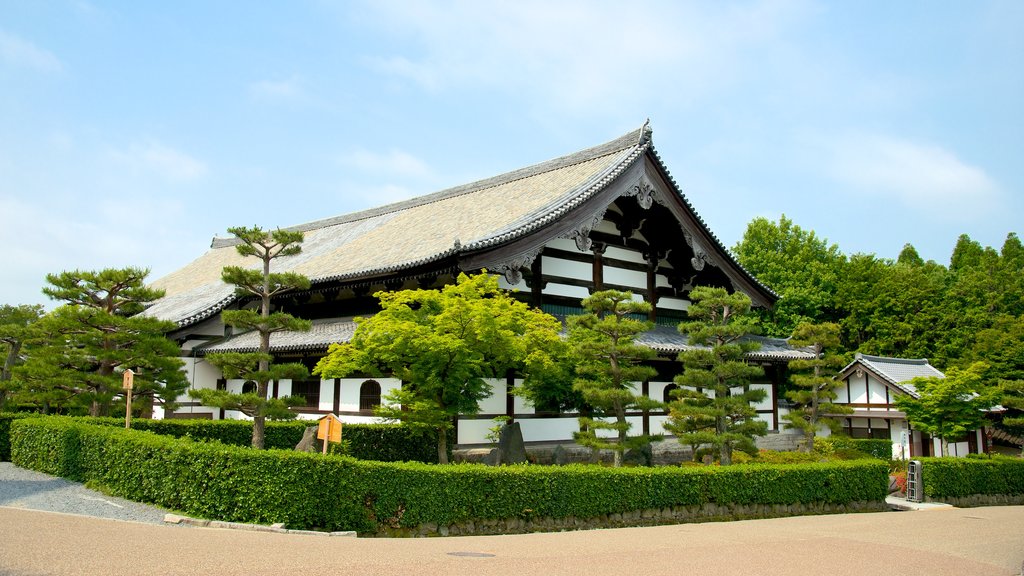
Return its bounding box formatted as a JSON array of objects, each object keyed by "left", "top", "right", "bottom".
[
  {"left": 668, "top": 286, "right": 766, "bottom": 465},
  {"left": 189, "top": 226, "right": 312, "bottom": 449},
  {"left": 569, "top": 290, "right": 661, "bottom": 467},
  {"left": 732, "top": 215, "right": 846, "bottom": 337},
  {"left": 781, "top": 322, "right": 851, "bottom": 452},
  {"left": 16, "top": 268, "right": 186, "bottom": 416}
]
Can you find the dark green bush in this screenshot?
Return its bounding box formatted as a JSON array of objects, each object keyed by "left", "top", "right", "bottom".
[
  {"left": 11, "top": 417, "right": 889, "bottom": 533},
  {"left": 0, "top": 413, "right": 36, "bottom": 461},
  {"left": 815, "top": 436, "right": 892, "bottom": 460},
  {"left": 72, "top": 417, "right": 445, "bottom": 463},
  {"left": 919, "top": 456, "right": 1024, "bottom": 499}
]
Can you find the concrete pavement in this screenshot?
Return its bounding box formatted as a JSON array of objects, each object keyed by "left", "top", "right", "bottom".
[{"left": 2, "top": 504, "right": 1022, "bottom": 576}]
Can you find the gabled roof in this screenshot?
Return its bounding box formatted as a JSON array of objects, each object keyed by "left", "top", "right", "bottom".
[
  {"left": 197, "top": 317, "right": 814, "bottom": 362},
  {"left": 146, "top": 122, "right": 775, "bottom": 328},
  {"left": 839, "top": 353, "right": 946, "bottom": 398}
]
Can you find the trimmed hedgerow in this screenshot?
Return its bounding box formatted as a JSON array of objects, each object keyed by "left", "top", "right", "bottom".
[
  {"left": 919, "top": 456, "right": 1024, "bottom": 499},
  {"left": 73, "top": 417, "right": 445, "bottom": 463},
  {"left": 11, "top": 417, "right": 888, "bottom": 533},
  {"left": 0, "top": 413, "right": 37, "bottom": 461},
  {"left": 815, "top": 436, "right": 893, "bottom": 460}
]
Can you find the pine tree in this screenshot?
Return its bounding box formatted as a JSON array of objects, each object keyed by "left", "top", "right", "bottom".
[
  {"left": 781, "top": 322, "right": 851, "bottom": 452},
  {"left": 0, "top": 304, "right": 45, "bottom": 410},
  {"left": 668, "top": 286, "right": 766, "bottom": 465},
  {"left": 569, "top": 290, "right": 662, "bottom": 467},
  {"left": 16, "top": 268, "right": 186, "bottom": 416},
  {"left": 189, "top": 226, "right": 312, "bottom": 449}
]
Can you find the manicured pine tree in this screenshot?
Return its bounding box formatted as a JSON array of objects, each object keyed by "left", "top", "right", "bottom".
[
  {"left": 569, "top": 290, "right": 662, "bottom": 467},
  {"left": 16, "top": 268, "right": 186, "bottom": 416},
  {"left": 668, "top": 286, "right": 766, "bottom": 465},
  {"left": 781, "top": 321, "right": 851, "bottom": 452},
  {"left": 189, "top": 226, "right": 312, "bottom": 449},
  {"left": 0, "top": 304, "right": 44, "bottom": 410}
]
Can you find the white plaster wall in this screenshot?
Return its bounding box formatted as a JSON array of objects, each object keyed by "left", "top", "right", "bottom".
[
  {"left": 519, "top": 418, "right": 580, "bottom": 443},
  {"left": 603, "top": 246, "right": 645, "bottom": 264},
  {"left": 603, "top": 266, "right": 647, "bottom": 290},
  {"left": 649, "top": 414, "right": 669, "bottom": 435},
  {"left": 477, "top": 379, "right": 507, "bottom": 414},
  {"left": 543, "top": 283, "right": 592, "bottom": 299},
  {"left": 868, "top": 379, "right": 889, "bottom": 404},
  {"left": 836, "top": 381, "right": 850, "bottom": 404},
  {"left": 543, "top": 256, "right": 590, "bottom": 282},
  {"left": 658, "top": 297, "right": 690, "bottom": 311}
]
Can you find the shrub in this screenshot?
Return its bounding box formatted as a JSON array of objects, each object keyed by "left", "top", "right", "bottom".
[
  {"left": 919, "top": 456, "right": 1024, "bottom": 499},
  {"left": 814, "top": 436, "right": 892, "bottom": 460},
  {"left": 0, "top": 413, "right": 36, "bottom": 461},
  {"left": 11, "top": 417, "right": 889, "bottom": 533}
]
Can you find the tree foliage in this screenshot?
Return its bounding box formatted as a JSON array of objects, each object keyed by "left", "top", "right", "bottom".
[
  {"left": 781, "top": 322, "right": 851, "bottom": 451},
  {"left": 893, "top": 362, "right": 1000, "bottom": 457},
  {"left": 0, "top": 304, "right": 45, "bottom": 410},
  {"left": 732, "top": 215, "right": 846, "bottom": 337},
  {"left": 568, "top": 290, "right": 661, "bottom": 467},
  {"left": 14, "top": 268, "right": 186, "bottom": 416},
  {"left": 189, "top": 226, "right": 311, "bottom": 449},
  {"left": 314, "top": 272, "right": 565, "bottom": 464},
  {"left": 667, "top": 286, "right": 766, "bottom": 465}
]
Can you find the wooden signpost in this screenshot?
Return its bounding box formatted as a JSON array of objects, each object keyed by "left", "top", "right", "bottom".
[
  {"left": 317, "top": 414, "right": 343, "bottom": 454},
  {"left": 122, "top": 369, "right": 134, "bottom": 429}
]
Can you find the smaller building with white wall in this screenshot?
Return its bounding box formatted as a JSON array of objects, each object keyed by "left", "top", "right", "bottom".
[{"left": 828, "top": 353, "right": 990, "bottom": 459}]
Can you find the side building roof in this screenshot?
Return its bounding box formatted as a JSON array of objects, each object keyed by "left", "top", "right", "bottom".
[{"left": 839, "top": 353, "right": 946, "bottom": 398}]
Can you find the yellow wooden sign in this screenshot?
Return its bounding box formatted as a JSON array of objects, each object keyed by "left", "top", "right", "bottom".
[
  {"left": 317, "top": 414, "right": 342, "bottom": 444},
  {"left": 122, "top": 369, "right": 134, "bottom": 390}
]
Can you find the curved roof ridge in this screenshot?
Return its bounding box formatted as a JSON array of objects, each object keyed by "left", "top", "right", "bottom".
[
  {"left": 856, "top": 352, "right": 932, "bottom": 365},
  {"left": 211, "top": 126, "right": 646, "bottom": 249}
]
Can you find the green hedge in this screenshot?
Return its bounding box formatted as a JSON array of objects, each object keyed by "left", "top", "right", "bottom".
[
  {"left": 68, "top": 417, "right": 445, "bottom": 463},
  {"left": 0, "top": 413, "right": 36, "bottom": 461},
  {"left": 10, "top": 417, "right": 889, "bottom": 533},
  {"left": 920, "top": 456, "right": 1024, "bottom": 499},
  {"left": 816, "top": 436, "right": 893, "bottom": 460}
]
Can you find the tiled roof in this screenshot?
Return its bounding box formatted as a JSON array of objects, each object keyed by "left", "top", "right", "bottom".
[
  {"left": 200, "top": 316, "right": 813, "bottom": 362},
  {"left": 636, "top": 324, "right": 816, "bottom": 361},
  {"left": 145, "top": 122, "right": 776, "bottom": 327},
  {"left": 198, "top": 318, "right": 358, "bottom": 354},
  {"left": 841, "top": 353, "right": 946, "bottom": 398}
]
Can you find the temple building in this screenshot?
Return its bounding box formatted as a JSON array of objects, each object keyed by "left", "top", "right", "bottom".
[{"left": 145, "top": 121, "right": 813, "bottom": 445}]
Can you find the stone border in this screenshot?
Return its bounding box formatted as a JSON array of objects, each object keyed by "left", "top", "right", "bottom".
[
  {"left": 163, "top": 513, "right": 356, "bottom": 537},
  {"left": 371, "top": 500, "right": 889, "bottom": 537},
  {"left": 929, "top": 494, "right": 1024, "bottom": 508}
]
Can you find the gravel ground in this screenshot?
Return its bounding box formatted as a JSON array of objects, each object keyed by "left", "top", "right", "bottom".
[{"left": 0, "top": 461, "right": 182, "bottom": 525}]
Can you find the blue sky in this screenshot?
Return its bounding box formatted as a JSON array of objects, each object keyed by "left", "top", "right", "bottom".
[{"left": 2, "top": 1, "right": 1021, "bottom": 307}]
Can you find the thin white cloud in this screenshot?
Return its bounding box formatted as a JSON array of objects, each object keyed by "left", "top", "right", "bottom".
[
  {"left": 0, "top": 29, "right": 62, "bottom": 72},
  {"left": 249, "top": 76, "right": 305, "bottom": 100},
  {"left": 829, "top": 134, "right": 1001, "bottom": 220},
  {"left": 109, "top": 141, "right": 208, "bottom": 181},
  {"left": 338, "top": 148, "right": 435, "bottom": 181},
  {"left": 353, "top": 0, "right": 811, "bottom": 113}
]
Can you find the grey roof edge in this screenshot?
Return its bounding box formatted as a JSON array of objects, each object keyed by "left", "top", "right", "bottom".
[
  {"left": 645, "top": 147, "right": 779, "bottom": 303},
  {"left": 210, "top": 126, "right": 647, "bottom": 249},
  {"left": 838, "top": 353, "right": 944, "bottom": 399}
]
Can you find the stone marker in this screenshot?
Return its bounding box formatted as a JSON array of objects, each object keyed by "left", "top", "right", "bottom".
[
  {"left": 496, "top": 422, "right": 528, "bottom": 464},
  {"left": 552, "top": 444, "right": 570, "bottom": 466},
  {"left": 295, "top": 425, "right": 323, "bottom": 453}
]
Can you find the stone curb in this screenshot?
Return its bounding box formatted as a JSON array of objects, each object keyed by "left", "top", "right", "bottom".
[{"left": 163, "top": 513, "right": 356, "bottom": 537}]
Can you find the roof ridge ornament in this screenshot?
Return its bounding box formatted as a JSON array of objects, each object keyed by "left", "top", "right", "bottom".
[{"left": 639, "top": 118, "right": 652, "bottom": 147}]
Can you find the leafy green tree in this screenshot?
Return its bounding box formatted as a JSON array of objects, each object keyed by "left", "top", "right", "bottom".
[
  {"left": 568, "top": 290, "right": 661, "bottom": 467},
  {"left": 668, "top": 286, "right": 767, "bottom": 465},
  {"left": 999, "top": 378, "right": 1024, "bottom": 455},
  {"left": 897, "top": 243, "right": 924, "bottom": 266},
  {"left": 314, "top": 272, "right": 564, "bottom": 464},
  {"left": 732, "top": 215, "right": 846, "bottom": 337},
  {"left": 0, "top": 304, "right": 45, "bottom": 410},
  {"left": 189, "top": 227, "right": 312, "bottom": 449},
  {"left": 16, "top": 268, "right": 186, "bottom": 416},
  {"left": 781, "top": 322, "right": 851, "bottom": 452},
  {"left": 894, "top": 362, "right": 999, "bottom": 457}
]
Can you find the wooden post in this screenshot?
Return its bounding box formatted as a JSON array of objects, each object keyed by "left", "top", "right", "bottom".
[{"left": 122, "top": 369, "right": 135, "bottom": 429}]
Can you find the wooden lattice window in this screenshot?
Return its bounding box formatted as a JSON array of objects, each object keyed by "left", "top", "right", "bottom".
[
  {"left": 290, "top": 380, "right": 321, "bottom": 407},
  {"left": 360, "top": 380, "right": 381, "bottom": 412},
  {"left": 663, "top": 384, "right": 679, "bottom": 404}
]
